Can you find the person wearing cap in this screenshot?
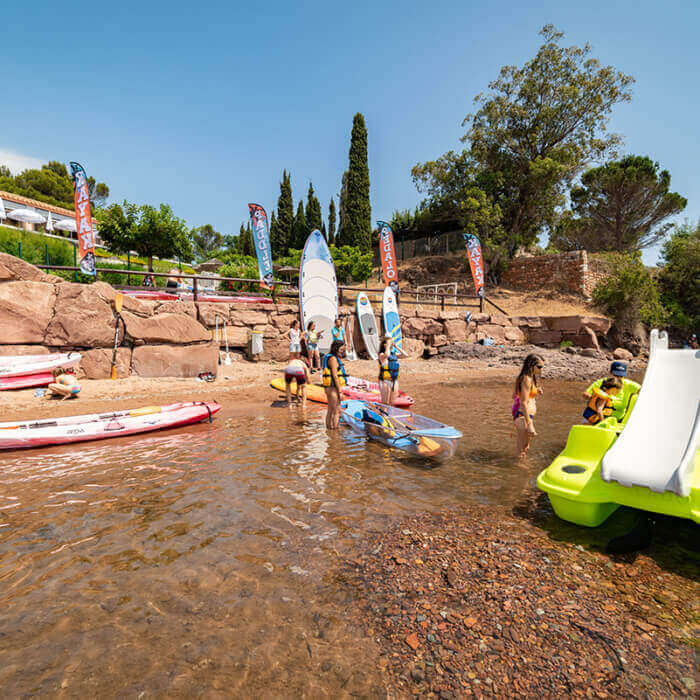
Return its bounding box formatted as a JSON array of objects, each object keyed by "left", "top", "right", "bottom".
[
  {"left": 688, "top": 334, "right": 698, "bottom": 350},
  {"left": 582, "top": 361, "right": 640, "bottom": 421}
]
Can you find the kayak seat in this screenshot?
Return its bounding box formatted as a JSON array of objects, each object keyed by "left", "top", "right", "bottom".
[{"left": 130, "top": 406, "right": 162, "bottom": 417}]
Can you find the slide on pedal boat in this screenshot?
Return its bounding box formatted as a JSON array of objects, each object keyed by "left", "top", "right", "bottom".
[
  {"left": 0, "top": 371, "right": 54, "bottom": 391},
  {"left": 340, "top": 399, "right": 462, "bottom": 459},
  {"left": 537, "top": 330, "right": 699, "bottom": 526},
  {"left": 0, "top": 401, "right": 221, "bottom": 451},
  {"left": 0, "top": 352, "right": 81, "bottom": 379}
]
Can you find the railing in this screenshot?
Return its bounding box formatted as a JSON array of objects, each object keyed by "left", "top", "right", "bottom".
[{"left": 36, "top": 265, "right": 508, "bottom": 315}]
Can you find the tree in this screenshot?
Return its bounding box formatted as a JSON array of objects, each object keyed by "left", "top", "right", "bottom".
[
  {"left": 550, "top": 156, "right": 686, "bottom": 252},
  {"left": 328, "top": 197, "right": 337, "bottom": 244},
  {"left": 274, "top": 169, "right": 294, "bottom": 256},
  {"left": 344, "top": 113, "right": 371, "bottom": 252},
  {"left": 413, "top": 25, "right": 634, "bottom": 263},
  {"left": 191, "top": 223, "right": 225, "bottom": 261},
  {"left": 336, "top": 170, "right": 349, "bottom": 246},
  {"left": 235, "top": 222, "right": 255, "bottom": 257},
  {"left": 97, "top": 201, "right": 192, "bottom": 271},
  {"left": 268, "top": 210, "right": 279, "bottom": 258},
  {"left": 292, "top": 200, "right": 307, "bottom": 250},
  {"left": 658, "top": 221, "right": 700, "bottom": 333},
  {"left": 305, "top": 181, "right": 323, "bottom": 233}
]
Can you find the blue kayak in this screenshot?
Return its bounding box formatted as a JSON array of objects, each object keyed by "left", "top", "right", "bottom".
[{"left": 340, "top": 399, "right": 462, "bottom": 459}]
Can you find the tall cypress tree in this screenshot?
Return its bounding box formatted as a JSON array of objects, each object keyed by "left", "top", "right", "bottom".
[
  {"left": 336, "top": 170, "right": 349, "bottom": 246},
  {"left": 305, "top": 181, "right": 323, "bottom": 233},
  {"left": 292, "top": 200, "right": 307, "bottom": 250},
  {"left": 328, "top": 197, "right": 337, "bottom": 244},
  {"left": 269, "top": 210, "right": 279, "bottom": 258},
  {"left": 276, "top": 169, "right": 294, "bottom": 255},
  {"left": 237, "top": 222, "right": 255, "bottom": 257},
  {"left": 345, "top": 113, "right": 371, "bottom": 252}
]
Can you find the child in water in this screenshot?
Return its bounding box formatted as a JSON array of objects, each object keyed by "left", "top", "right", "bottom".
[
  {"left": 512, "top": 354, "right": 544, "bottom": 458},
  {"left": 582, "top": 376, "right": 622, "bottom": 425},
  {"left": 48, "top": 367, "right": 81, "bottom": 400}
]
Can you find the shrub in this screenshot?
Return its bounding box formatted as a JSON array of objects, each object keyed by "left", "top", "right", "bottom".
[{"left": 592, "top": 253, "right": 667, "bottom": 328}]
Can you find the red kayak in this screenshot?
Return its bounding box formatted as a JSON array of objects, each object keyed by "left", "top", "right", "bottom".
[
  {"left": 342, "top": 376, "right": 414, "bottom": 408},
  {"left": 0, "top": 372, "right": 54, "bottom": 391},
  {"left": 0, "top": 401, "right": 222, "bottom": 451}
]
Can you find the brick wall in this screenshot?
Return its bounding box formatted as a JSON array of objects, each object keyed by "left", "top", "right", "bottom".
[{"left": 502, "top": 250, "right": 595, "bottom": 297}]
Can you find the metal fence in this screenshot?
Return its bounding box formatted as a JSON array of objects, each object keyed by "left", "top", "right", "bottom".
[{"left": 373, "top": 230, "right": 464, "bottom": 265}]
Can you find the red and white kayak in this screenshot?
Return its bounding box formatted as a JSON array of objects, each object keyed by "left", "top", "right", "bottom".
[
  {"left": 341, "top": 376, "right": 414, "bottom": 408},
  {"left": 181, "top": 293, "right": 274, "bottom": 304},
  {"left": 122, "top": 290, "right": 180, "bottom": 300},
  {"left": 0, "top": 401, "right": 222, "bottom": 451},
  {"left": 0, "top": 372, "right": 54, "bottom": 391},
  {"left": 0, "top": 352, "right": 82, "bottom": 379}
]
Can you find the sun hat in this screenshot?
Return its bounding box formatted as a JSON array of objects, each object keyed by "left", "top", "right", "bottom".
[{"left": 610, "top": 361, "right": 627, "bottom": 377}]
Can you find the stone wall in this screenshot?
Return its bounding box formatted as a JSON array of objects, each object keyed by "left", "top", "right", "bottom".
[
  {"left": 0, "top": 253, "right": 614, "bottom": 377},
  {"left": 502, "top": 250, "right": 591, "bottom": 297}
]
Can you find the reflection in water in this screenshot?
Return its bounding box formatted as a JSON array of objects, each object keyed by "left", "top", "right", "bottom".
[{"left": 0, "top": 378, "right": 627, "bottom": 695}]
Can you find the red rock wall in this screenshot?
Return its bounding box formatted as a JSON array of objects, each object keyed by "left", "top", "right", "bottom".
[{"left": 502, "top": 251, "right": 596, "bottom": 297}]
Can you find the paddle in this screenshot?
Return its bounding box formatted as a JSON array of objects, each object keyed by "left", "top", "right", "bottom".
[{"left": 110, "top": 294, "right": 123, "bottom": 380}]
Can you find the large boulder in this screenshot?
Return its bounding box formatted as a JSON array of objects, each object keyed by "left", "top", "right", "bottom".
[
  {"left": 477, "top": 324, "right": 506, "bottom": 343},
  {"left": 258, "top": 338, "right": 290, "bottom": 362},
  {"left": 79, "top": 347, "right": 132, "bottom": 379},
  {"left": 402, "top": 337, "right": 425, "bottom": 358},
  {"left": 132, "top": 341, "right": 218, "bottom": 377},
  {"left": 221, "top": 325, "right": 251, "bottom": 348},
  {"left": 45, "top": 283, "right": 115, "bottom": 347},
  {"left": 0, "top": 281, "right": 57, "bottom": 344},
  {"left": 527, "top": 329, "right": 563, "bottom": 346},
  {"left": 403, "top": 316, "right": 443, "bottom": 336},
  {"left": 230, "top": 309, "right": 269, "bottom": 326},
  {"left": 156, "top": 300, "right": 197, "bottom": 318},
  {"left": 196, "top": 302, "right": 230, "bottom": 327},
  {"left": 504, "top": 326, "right": 526, "bottom": 344},
  {"left": 613, "top": 347, "right": 633, "bottom": 361},
  {"left": 443, "top": 319, "right": 467, "bottom": 342},
  {"left": 121, "top": 311, "right": 211, "bottom": 344},
  {"left": 0, "top": 252, "right": 64, "bottom": 284}
]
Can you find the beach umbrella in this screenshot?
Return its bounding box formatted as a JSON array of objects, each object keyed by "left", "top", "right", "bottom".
[
  {"left": 0, "top": 197, "right": 6, "bottom": 220},
  {"left": 46, "top": 211, "right": 54, "bottom": 232},
  {"left": 7, "top": 208, "right": 46, "bottom": 224},
  {"left": 53, "top": 218, "right": 77, "bottom": 232}
]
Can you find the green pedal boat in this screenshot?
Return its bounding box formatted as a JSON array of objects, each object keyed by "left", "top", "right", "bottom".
[{"left": 537, "top": 330, "right": 700, "bottom": 527}]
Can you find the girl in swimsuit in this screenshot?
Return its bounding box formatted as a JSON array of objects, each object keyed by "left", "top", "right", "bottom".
[
  {"left": 512, "top": 353, "right": 544, "bottom": 459},
  {"left": 322, "top": 340, "right": 347, "bottom": 430}
]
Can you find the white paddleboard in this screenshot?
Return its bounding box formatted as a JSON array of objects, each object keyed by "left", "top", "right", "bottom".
[
  {"left": 356, "top": 291, "right": 380, "bottom": 360},
  {"left": 299, "top": 229, "right": 337, "bottom": 355},
  {"left": 382, "top": 286, "right": 403, "bottom": 352},
  {"left": 0, "top": 352, "right": 82, "bottom": 378}
]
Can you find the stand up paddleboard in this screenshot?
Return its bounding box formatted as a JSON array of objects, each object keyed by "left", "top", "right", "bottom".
[
  {"left": 382, "top": 286, "right": 403, "bottom": 352},
  {"left": 299, "top": 230, "right": 337, "bottom": 355},
  {"left": 356, "top": 292, "right": 380, "bottom": 360}
]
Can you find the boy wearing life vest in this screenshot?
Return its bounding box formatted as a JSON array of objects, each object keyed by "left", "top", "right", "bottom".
[
  {"left": 582, "top": 376, "right": 622, "bottom": 425},
  {"left": 582, "top": 361, "right": 640, "bottom": 421},
  {"left": 322, "top": 340, "right": 347, "bottom": 429}
]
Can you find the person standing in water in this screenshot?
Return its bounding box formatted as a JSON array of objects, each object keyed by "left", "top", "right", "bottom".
[
  {"left": 512, "top": 353, "right": 544, "bottom": 458},
  {"left": 377, "top": 336, "right": 400, "bottom": 406},
  {"left": 322, "top": 340, "right": 347, "bottom": 429},
  {"left": 283, "top": 355, "right": 310, "bottom": 406}
]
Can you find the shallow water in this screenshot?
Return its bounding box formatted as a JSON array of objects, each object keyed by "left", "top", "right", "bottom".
[{"left": 0, "top": 378, "right": 631, "bottom": 695}]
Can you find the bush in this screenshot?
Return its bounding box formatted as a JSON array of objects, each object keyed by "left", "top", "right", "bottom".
[
  {"left": 592, "top": 253, "right": 667, "bottom": 328},
  {"left": 329, "top": 245, "right": 372, "bottom": 282},
  {"left": 658, "top": 221, "right": 699, "bottom": 334},
  {"left": 218, "top": 255, "right": 270, "bottom": 294}
]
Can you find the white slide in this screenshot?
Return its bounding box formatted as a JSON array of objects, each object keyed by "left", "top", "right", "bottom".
[{"left": 601, "top": 330, "right": 700, "bottom": 497}]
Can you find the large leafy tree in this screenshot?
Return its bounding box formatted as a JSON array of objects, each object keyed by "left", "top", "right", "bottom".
[
  {"left": 0, "top": 160, "right": 109, "bottom": 211},
  {"left": 344, "top": 113, "right": 372, "bottom": 252},
  {"left": 550, "top": 156, "right": 686, "bottom": 252},
  {"left": 97, "top": 201, "right": 192, "bottom": 271},
  {"left": 292, "top": 200, "right": 307, "bottom": 250},
  {"left": 305, "top": 182, "right": 323, "bottom": 233},
  {"left": 658, "top": 221, "right": 700, "bottom": 333},
  {"left": 413, "top": 25, "right": 634, "bottom": 264},
  {"left": 327, "top": 197, "right": 336, "bottom": 244},
  {"left": 191, "top": 223, "right": 225, "bottom": 261},
  {"left": 274, "top": 169, "right": 294, "bottom": 257}
]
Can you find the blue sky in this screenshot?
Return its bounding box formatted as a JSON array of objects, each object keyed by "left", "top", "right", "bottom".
[{"left": 2, "top": 0, "right": 698, "bottom": 265}]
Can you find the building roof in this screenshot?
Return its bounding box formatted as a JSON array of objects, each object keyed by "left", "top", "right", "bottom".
[{"left": 0, "top": 190, "right": 97, "bottom": 224}]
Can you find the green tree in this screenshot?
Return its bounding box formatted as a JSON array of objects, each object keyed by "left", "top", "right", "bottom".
[
  {"left": 268, "top": 210, "right": 279, "bottom": 257},
  {"left": 336, "top": 170, "right": 349, "bottom": 246},
  {"left": 97, "top": 201, "right": 192, "bottom": 271},
  {"left": 235, "top": 222, "right": 255, "bottom": 257},
  {"left": 328, "top": 197, "right": 337, "bottom": 244},
  {"left": 292, "top": 200, "right": 307, "bottom": 250},
  {"left": 330, "top": 245, "right": 373, "bottom": 283},
  {"left": 274, "top": 169, "right": 294, "bottom": 256},
  {"left": 658, "top": 221, "right": 700, "bottom": 333},
  {"left": 305, "top": 182, "right": 323, "bottom": 233},
  {"left": 413, "top": 25, "right": 634, "bottom": 263},
  {"left": 191, "top": 223, "right": 225, "bottom": 261},
  {"left": 551, "top": 156, "right": 687, "bottom": 253},
  {"left": 344, "top": 113, "right": 371, "bottom": 252},
  {"left": 592, "top": 252, "right": 667, "bottom": 329}
]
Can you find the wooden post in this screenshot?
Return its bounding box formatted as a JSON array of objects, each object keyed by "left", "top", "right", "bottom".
[
  {"left": 127, "top": 252, "right": 131, "bottom": 286},
  {"left": 441, "top": 293, "right": 445, "bottom": 311},
  {"left": 45, "top": 244, "right": 49, "bottom": 266},
  {"left": 193, "top": 276, "right": 198, "bottom": 302},
  {"left": 73, "top": 244, "right": 77, "bottom": 281},
  {"left": 338, "top": 286, "right": 344, "bottom": 307},
  {"left": 479, "top": 296, "right": 484, "bottom": 313}
]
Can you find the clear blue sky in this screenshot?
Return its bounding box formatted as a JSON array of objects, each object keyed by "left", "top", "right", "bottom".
[{"left": 2, "top": 0, "right": 698, "bottom": 265}]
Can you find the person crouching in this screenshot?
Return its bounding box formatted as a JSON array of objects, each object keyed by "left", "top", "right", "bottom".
[{"left": 48, "top": 367, "right": 81, "bottom": 400}]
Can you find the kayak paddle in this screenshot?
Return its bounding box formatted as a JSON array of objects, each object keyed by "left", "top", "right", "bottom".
[{"left": 111, "top": 293, "right": 123, "bottom": 380}]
